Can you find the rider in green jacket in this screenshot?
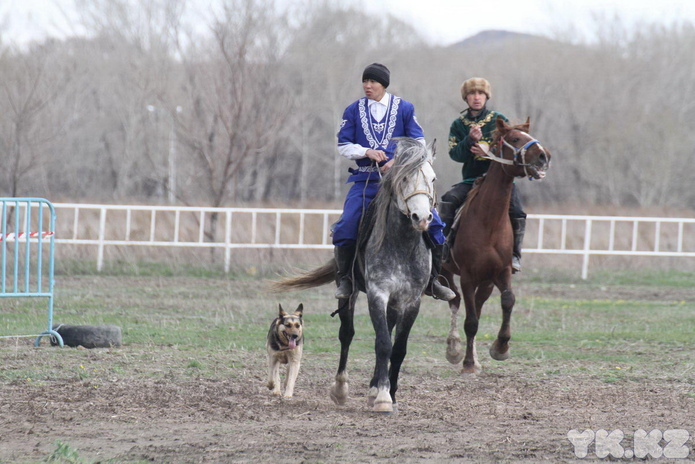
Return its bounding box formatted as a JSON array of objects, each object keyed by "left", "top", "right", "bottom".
[{"left": 440, "top": 77, "right": 527, "bottom": 272}]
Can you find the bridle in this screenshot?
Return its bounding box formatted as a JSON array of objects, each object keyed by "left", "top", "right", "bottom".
[
  {"left": 480, "top": 130, "right": 546, "bottom": 179},
  {"left": 399, "top": 161, "right": 435, "bottom": 216}
]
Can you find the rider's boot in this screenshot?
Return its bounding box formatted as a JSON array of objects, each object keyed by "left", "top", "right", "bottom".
[
  {"left": 438, "top": 201, "right": 457, "bottom": 264},
  {"left": 425, "top": 244, "right": 456, "bottom": 301},
  {"left": 334, "top": 244, "right": 356, "bottom": 299},
  {"left": 511, "top": 217, "right": 526, "bottom": 274}
]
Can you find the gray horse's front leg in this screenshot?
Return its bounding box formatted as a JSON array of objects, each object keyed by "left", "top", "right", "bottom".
[
  {"left": 367, "top": 292, "right": 394, "bottom": 413},
  {"left": 330, "top": 297, "right": 355, "bottom": 405}
]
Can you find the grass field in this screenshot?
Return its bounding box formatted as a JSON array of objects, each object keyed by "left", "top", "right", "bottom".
[{"left": 1, "top": 266, "right": 694, "bottom": 462}]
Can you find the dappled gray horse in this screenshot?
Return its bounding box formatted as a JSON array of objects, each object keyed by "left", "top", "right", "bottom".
[{"left": 274, "top": 138, "right": 437, "bottom": 413}]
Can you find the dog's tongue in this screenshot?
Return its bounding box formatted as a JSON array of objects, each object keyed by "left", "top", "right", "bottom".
[{"left": 288, "top": 338, "right": 297, "bottom": 349}]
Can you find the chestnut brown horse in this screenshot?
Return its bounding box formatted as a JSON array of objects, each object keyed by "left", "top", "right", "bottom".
[{"left": 439, "top": 117, "right": 551, "bottom": 374}]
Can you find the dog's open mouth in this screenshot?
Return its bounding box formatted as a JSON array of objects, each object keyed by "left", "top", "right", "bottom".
[{"left": 288, "top": 337, "right": 297, "bottom": 349}]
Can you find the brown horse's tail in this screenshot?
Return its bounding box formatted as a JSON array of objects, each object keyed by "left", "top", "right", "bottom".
[{"left": 270, "top": 260, "right": 336, "bottom": 292}]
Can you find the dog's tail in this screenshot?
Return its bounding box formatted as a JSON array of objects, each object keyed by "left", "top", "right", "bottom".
[{"left": 270, "top": 260, "right": 336, "bottom": 292}]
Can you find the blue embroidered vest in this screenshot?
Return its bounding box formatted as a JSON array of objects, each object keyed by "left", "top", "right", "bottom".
[{"left": 337, "top": 96, "right": 424, "bottom": 183}]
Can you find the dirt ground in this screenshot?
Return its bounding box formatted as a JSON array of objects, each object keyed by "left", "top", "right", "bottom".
[{"left": 1, "top": 282, "right": 694, "bottom": 463}]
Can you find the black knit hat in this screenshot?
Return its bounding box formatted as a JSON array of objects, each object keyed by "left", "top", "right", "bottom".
[{"left": 362, "top": 63, "right": 390, "bottom": 88}]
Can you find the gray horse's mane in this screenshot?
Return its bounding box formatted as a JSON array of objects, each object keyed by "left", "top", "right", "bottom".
[{"left": 370, "top": 138, "right": 431, "bottom": 251}]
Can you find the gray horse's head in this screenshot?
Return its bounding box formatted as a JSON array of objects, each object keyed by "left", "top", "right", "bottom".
[
  {"left": 388, "top": 138, "right": 436, "bottom": 230},
  {"left": 370, "top": 138, "right": 436, "bottom": 250}
]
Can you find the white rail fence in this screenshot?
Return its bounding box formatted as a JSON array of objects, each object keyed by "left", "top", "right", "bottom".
[{"left": 52, "top": 204, "right": 695, "bottom": 279}]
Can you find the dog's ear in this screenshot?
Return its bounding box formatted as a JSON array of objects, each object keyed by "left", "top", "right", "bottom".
[
  {"left": 294, "top": 303, "right": 304, "bottom": 318},
  {"left": 278, "top": 304, "right": 288, "bottom": 318}
]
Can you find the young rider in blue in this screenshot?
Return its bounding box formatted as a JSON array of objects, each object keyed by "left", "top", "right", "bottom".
[{"left": 333, "top": 63, "right": 455, "bottom": 301}]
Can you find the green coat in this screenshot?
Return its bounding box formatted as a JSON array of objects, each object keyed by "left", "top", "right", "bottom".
[{"left": 448, "top": 108, "right": 508, "bottom": 184}]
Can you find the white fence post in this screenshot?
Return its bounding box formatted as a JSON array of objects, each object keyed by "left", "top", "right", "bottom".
[
  {"left": 582, "top": 219, "right": 592, "bottom": 280},
  {"left": 97, "top": 207, "right": 107, "bottom": 272},
  {"left": 225, "top": 211, "right": 232, "bottom": 273}
]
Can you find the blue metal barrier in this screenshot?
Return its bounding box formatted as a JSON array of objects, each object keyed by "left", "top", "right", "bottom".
[{"left": 0, "top": 198, "right": 63, "bottom": 347}]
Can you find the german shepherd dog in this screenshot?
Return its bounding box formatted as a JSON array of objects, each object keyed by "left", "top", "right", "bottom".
[{"left": 266, "top": 303, "right": 304, "bottom": 398}]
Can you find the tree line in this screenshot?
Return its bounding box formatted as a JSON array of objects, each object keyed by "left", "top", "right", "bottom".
[{"left": 1, "top": 0, "right": 694, "bottom": 214}]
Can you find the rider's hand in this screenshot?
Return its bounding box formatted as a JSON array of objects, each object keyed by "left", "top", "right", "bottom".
[
  {"left": 379, "top": 159, "right": 394, "bottom": 173},
  {"left": 366, "top": 149, "right": 387, "bottom": 163},
  {"left": 469, "top": 125, "right": 482, "bottom": 143},
  {"left": 470, "top": 144, "right": 485, "bottom": 156}
]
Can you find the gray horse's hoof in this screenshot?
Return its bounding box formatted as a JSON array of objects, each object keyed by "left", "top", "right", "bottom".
[{"left": 446, "top": 336, "right": 464, "bottom": 364}]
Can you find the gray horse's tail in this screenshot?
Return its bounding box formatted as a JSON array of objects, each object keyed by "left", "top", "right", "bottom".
[{"left": 271, "top": 260, "right": 336, "bottom": 292}]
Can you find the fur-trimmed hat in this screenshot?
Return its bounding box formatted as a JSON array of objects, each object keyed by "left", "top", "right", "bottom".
[
  {"left": 362, "top": 63, "right": 390, "bottom": 88},
  {"left": 461, "top": 77, "right": 491, "bottom": 100}
]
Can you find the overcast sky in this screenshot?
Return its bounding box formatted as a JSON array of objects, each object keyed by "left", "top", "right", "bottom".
[{"left": 3, "top": 0, "right": 695, "bottom": 46}]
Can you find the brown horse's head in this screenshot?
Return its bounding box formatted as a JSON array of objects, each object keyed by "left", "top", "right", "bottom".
[{"left": 491, "top": 117, "right": 551, "bottom": 180}]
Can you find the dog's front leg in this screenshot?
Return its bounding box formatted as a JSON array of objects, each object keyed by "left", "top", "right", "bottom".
[
  {"left": 267, "top": 357, "right": 282, "bottom": 395},
  {"left": 283, "top": 350, "right": 302, "bottom": 398}
]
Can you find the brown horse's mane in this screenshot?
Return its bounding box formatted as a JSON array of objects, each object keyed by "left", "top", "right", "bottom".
[{"left": 459, "top": 176, "right": 486, "bottom": 218}]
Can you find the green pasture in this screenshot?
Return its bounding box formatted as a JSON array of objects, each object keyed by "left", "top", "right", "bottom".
[{"left": 1, "top": 267, "right": 694, "bottom": 388}]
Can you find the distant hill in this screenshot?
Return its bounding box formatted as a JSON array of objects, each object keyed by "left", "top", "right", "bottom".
[{"left": 449, "top": 29, "right": 553, "bottom": 49}]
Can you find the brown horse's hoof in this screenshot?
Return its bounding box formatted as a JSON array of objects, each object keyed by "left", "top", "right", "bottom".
[{"left": 489, "top": 341, "right": 510, "bottom": 361}]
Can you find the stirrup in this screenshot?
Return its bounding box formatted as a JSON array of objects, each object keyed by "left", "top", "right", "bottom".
[{"left": 512, "top": 256, "right": 521, "bottom": 274}]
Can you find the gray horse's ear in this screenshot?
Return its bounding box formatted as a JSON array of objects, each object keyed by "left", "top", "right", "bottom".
[{"left": 427, "top": 138, "right": 437, "bottom": 159}]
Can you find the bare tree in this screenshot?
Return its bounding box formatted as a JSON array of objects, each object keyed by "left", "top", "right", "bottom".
[
  {"left": 172, "top": 0, "right": 292, "bottom": 239},
  {"left": 0, "top": 43, "right": 70, "bottom": 197},
  {"left": 57, "top": 0, "right": 187, "bottom": 201}
]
